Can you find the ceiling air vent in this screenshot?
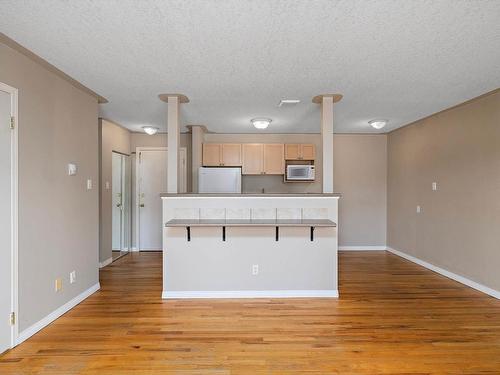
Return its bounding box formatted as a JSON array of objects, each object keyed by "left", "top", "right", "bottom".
[{"left": 278, "top": 99, "right": 301, "bottom": 107}]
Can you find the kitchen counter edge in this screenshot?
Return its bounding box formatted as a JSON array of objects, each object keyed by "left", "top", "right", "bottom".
[{"left": 160, "top": 193, "right": 341, "bottom": 198}]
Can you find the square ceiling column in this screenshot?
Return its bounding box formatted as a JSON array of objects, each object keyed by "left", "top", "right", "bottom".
[
  {"left": 159, "top": 93, "right": 189, "bottom": 193},
  {"left": 313, "top": 94, "right": 343, "bottom": 193}
]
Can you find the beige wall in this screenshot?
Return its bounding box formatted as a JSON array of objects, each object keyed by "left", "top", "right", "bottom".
[
  {"left": 334, "top": 135, "right": 387, "bottom": 247},
  {"left": 99, "top": 119, "right": 131, "bottom": 263},
  {"left": 204, "top": 133, "right": 387, "bottom": 247},
  {"left": 1, "top": 42, "right": 99, "bottom": 331},
  {"left": 387, "top": 90, "right": 500, "bottom": 291}
]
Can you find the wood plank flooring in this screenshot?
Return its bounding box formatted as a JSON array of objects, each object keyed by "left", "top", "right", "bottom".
[{"left": 1, "top": 251, "right": 499, "bottom": 374}]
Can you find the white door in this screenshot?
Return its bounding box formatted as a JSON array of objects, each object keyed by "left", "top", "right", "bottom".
[
  {"left": 138, "top": 148, "right": 186, "bottom": 251},
  {"left": 111, "top": 152, "right": 123, "bottom": 250},
  {"left": 0, "top": 88, "right": 13, "bottom": 352}
]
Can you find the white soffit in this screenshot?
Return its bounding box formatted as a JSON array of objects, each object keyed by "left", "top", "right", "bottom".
[{"left": 0, "top": 0, "right": 499, "bottom": 133}]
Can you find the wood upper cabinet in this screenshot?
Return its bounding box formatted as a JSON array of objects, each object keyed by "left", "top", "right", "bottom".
[
  {"left": 263, "top": 144, "right": 284, "bottom": 175},
  {"left": 242, "top": 143, "right": 284, "bottom": 175},
  {"left": 202, "top": 143, "right": 242, "bottom": 166},
  {"left": 285, "top": 144, "right": 316, "bottom": 160},
  {"left": 242, "top": 144, "right": 263, "bottom": 175},
  {"left": 202, "top": 144, "right": 221, "bottom": 166},
  {"left": 221, "top": 144, "right": 242, "bottom": 166}
]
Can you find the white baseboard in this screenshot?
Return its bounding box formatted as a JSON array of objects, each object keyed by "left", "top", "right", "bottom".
[
  {"left": 162, "top": 290, "right": 339, "bottom": 299},
  {"left": 387, "top": 247, "right": 500, "bottom": 300},
  {"left": 130, "top": 247, "right": 139, "bottom": 252},
  {"left": 99, "top": 257, "right": 112, "bottom": 268},
  {"left": 17, "top": 283, "right": 100, "bottom": 345},
  {"left": 339, "top": 246, "right": 387, "bottom": 251}
]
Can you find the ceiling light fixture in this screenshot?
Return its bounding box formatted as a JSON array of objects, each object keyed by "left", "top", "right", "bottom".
[
  {"left": 251, "top": 118, "right": 272, "bottom": 130},
  {"left": 278, "top": 99, "right": 301, "bottom": 107},
  {"left": 142, "top": 126, "right": 159, "bottom": 135},
  {"left": 368, "top": 119, "right": 387, "bottom": 130}
]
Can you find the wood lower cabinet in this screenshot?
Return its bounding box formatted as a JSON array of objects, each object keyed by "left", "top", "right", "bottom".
[
  {"left": 263, "top": 144, "right": 284, "bottom": 174},
  {"left": 285, "top": 144, "right": 315, "bottom": 160},
  {"left": 242, "top": 144, "right": 263, "bottom": 174},
  {"left": 202, "top": 143, "right": 241, "bottom": 166}
]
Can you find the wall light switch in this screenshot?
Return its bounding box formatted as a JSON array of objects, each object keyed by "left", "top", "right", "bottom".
[
  {"left": 68, "top": 163, "right": 77, "bottom": 176},
  {"left": 432, "top": 182, "right": 437, "bottom": 191},
  {"left": 252, "top": 264, "right": 259, "bottom": 275},
  {"left": 70, "top": 271, "right": 76, "bottom": 284},
  {"left": 416, "top": 205, "right": 421, "bottom": 213},
  {"left": 87, "top": 179, "right": 93, "bottom": 190},
  {"left": 55, "top": 278, "right": 62, "bottom": 292}
]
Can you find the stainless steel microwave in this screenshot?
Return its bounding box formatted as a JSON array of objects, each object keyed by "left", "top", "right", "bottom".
[{"left": 286, "top": 165, "right": 315, "bottom": 181}]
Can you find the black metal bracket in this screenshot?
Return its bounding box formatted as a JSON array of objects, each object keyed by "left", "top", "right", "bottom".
[
  {"left": 310, "top": 226, "right": 315, "bottom": 241},
  {"left": 222, "top": 226, "right": 226, "bottom": 241},
  {"left": 186, "top": 226, "right": 191, "bottom": 241},
  {"left": 276, "top": 226, "right": 279, "bottom": 241}
]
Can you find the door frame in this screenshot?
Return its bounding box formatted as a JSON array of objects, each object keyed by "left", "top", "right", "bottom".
[
  {"left": 0, "top": 82, "right": 19, "bottom": 348},
  {"left": 135, "top": 147, "right": 187, "bottom": 252}
]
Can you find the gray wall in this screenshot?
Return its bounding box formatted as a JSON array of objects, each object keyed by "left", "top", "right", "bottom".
[
  {"left": 334, "top": 135, "right": 387, "bottom": 247},
  {"left": 1, "top": 41, "right": 99, "bottom": 331},
  {"left": 99, "top": 119, "right": 131, "bottom": 263},
  {"left": 387, "top": 89, "right": 500, "bottom": 291}
]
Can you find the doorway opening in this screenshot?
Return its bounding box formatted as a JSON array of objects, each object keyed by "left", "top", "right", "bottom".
[
  {"left": 0, "top": 82, "right": 18, "bottom": 353},
  {"left": 111, "top": 151, "right": 131, "bottom": 262}
]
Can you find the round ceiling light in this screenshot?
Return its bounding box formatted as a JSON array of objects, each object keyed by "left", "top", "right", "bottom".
[
  {"left": 142, "top": 126, "right": 159, "bottom": 135},
  {"left": 368, "top": 119, "right": 387, "bottom": 130},
  {"left": 251, "top": 118, "right": 272, "bottom": 130}
]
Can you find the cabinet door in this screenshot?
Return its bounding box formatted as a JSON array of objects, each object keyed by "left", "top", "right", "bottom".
[
  {"left": 285, "top": 144, "right": 300, "bottom": 160},
  {"left": 242, "top": 144, "right": 263, "bottom": 175},
  {"left": 263, "top": 144, "right": 284, "bottom": 175},
  {"left": 221, "top": 144, "right": 242, "bottom": 166},
  {"left": 202, "top": 144, "right": 222, "bottom": 166},
  {"left": 301, "top": 144, "right": 316, "bottom": 160}
]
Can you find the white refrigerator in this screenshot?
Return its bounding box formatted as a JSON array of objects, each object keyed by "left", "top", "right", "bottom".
[{"left": 198, "top": 167, "right": 242, "bottom": 193}]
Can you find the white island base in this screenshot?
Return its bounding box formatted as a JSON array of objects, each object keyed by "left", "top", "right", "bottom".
[{"left": 162, "top": 194, "right": 339, "bottom": 299}]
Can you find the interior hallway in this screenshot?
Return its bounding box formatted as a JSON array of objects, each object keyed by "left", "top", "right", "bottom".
[{"left": 1, "top": 251, "right": 499, "bottom": 374}]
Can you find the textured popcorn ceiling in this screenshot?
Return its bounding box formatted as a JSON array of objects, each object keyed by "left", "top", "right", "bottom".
[{"left": 1, "top": 0, "right": 499, "bottom": 133}]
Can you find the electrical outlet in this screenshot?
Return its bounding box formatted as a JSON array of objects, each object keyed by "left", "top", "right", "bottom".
[
  {"left": 70, "top": 270, "right": 76, "bottom": 284},
  {"left": 416, "top": 205, "right": 421, "bottom": 213},
  {"left": 67, "top": 163, "right": 77, "bottom": 176},
  {"left": 87, "top": 179, "right": 93, "bottom": 190},
  {"left": 55, "top": 278, "right": 62, "bottom": 292},
  {"left": 252, "top": 264, "right": 259, "bottom": 275},
  {"left": 432, "top": 182, "right": 437, "bottom": 191}
]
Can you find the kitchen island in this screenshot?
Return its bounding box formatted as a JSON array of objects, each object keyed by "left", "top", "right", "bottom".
[{"left": 161, "top": 193, "right": 340, "bottom": 298}]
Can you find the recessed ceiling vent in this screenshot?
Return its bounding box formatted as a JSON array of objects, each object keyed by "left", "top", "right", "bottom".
[{"left": 278, "top": 99, "right": 301, "bottom": 107}]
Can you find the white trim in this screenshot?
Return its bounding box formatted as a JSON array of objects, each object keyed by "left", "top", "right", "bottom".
[
  {"left": 99, "top": 257, "right": 112, "bottom": 268},
  {"left": 387, "top": 247, "right": 500, "bottom": 300},
  {"left": 162, "top": 290, "right": 339, "bottom": 299},
  {"left": 135, "top": 147, "right": 187, "bottom": 251},
  {"left": 1, "top": 82, "right": 19, "bottom": 349},
  {"left": 339, "top": 246, "right": 387, "bottom": 251},
  {"left": 130, "top": 247, "right": 139, "bottom": 252},
  {"left": 16, "top": 283, "right": 100, "bottom": 345}
]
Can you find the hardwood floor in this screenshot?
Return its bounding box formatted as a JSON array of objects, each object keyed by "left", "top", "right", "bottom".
[{"left": 1, "top": 251, "right": 499, "bottom": 374}]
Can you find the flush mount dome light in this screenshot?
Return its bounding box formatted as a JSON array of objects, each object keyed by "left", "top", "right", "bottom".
[
  {"left": 251, "top": 118, "right": 272, "bottom": 129},
  {"left": 142, "top": 126, "right": 159, "bottom": 135},
  {"left": 368, "top": 119, "right": 387, "bottom": 130}
]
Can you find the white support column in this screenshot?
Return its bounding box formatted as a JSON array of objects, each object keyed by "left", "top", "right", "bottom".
[
  {"left": 188, "top": 125, "right": 207, "bottom": 193},
  {"left": 313, "top": 94, "right": 342, "bottom": 193},
  {"left": 159, "top": 93, "right": 190, "bottom": 193},
  {"left": 167, "top": 96, "right": 179, "bottom": 193}
]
